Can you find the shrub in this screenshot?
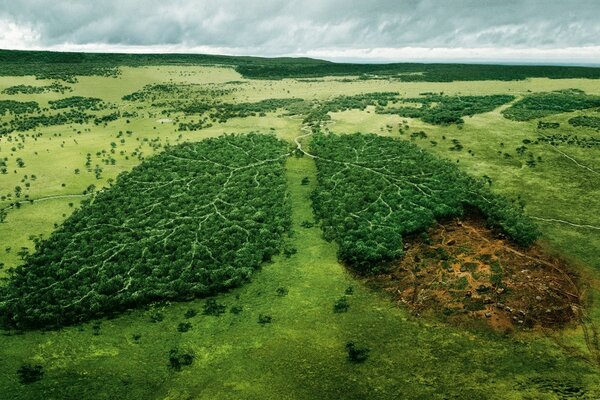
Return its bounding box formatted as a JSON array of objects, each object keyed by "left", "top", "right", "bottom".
[
  {"left": 17, "top": 364, "right": 44, "bottom": 384},
  {"left": 333, "top": 297, "right": 350, "bottom": 313},
  {"left": 168, "top": 348, "right": 194, "bottom": 371},
  {"left": 258, "top": 314, "right": 272, "bottom": 325},
  {"left": 346, "top": 342, "right": 370, "bottom": 363}
]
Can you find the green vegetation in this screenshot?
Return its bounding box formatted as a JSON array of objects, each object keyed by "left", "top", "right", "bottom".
[
  {"left": 210, "top": 98, "right": 303, "bottom": 122},
  {"left": 569, "top": 115, "right": 600, "bottom": 130},
  {"left": 0, "top": 110, "right": 95, "bottom": 135},
  {"left": 2, "top": 82, "right": 71, "bottom": 95},
  {"left": 535, "top": 134, "right": 600, "bottom": 149},
  {"left": 310, "top": 133, "right": 538, "bottom": 272},
  {"left": 3, "top": 49, "right": 600, "bottom": 82},
  {"left": 503, "top": 89, "right": 600, "bottom": 121},
  {"left": 0, "top": 100, "right": 40, "bottom": 115},
  {"left": 0, "top": 57, "right": 599, "bottom": 399},
  {"left": 376, "top": 94, "right": 514, "bottom": 125},
  {"left": 16, "top": 364, "right": 44, "bottom": 384},
  {"left": 0, "top": 134, "right": 292, "bottom": 329},
  {"left": 237, "top": 62, "right": 600, "bottom": 81},
  {"left": 48, "top": 96, "right": 105, "bottom": 111}
]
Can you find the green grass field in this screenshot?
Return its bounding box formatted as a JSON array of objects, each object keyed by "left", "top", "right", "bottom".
[{"left": 1, "top": 64, "right": 600, "bottom": 399}]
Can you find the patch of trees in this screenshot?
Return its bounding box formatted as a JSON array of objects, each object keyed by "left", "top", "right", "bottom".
[
  {"left": 0, "top": 110, "right": 94, "bottom": 135},
  {"left": 93, "top": 112, "right": 120, "bottom": 125},
  {"left": 122, "top": 83, "right": 233, "bottom": 107},
  {"left": 0, "top": 100, "right": 40, "bottom": 115},
  {"left": 568, "top": 116, "right": 600, "bottom": 130},
  {"left": 210, "top": 98, "right": 304, "bottom": 122},
  {"left": 535, "top": 134, "right": 600, "bottom": 149},
  {"left": 0, "top": 134, "right": 292, "bottom": 329},
  {"left": 2, "top": 82, "right": 71, "bottom": 95},
  {"left": 537, "top": 121, "right": 560, "bottom": 129},
  {"left": 376, "top": 94, "right": 514, "bottom": 125},
  {"left": 502, "top": 89, "right": 600, "bottom": 121},
  {"left": 178, "top": 119, "right": 213, "bottom": 131},
  {"left": 310, "top": 133, "right": 539, "bottom": 273},
  {"left": 49, "top": 96, "right": 105, "bottom": 111},
  {"left": 300, "top": 92, "right": 400, "bottom": 125}
]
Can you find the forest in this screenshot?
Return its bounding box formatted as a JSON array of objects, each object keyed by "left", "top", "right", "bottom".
[
  {"left": 569, "top": 115, "right": 600, "bottom": 130},
  {"left": 310, "top": 133, "right": 539, "bottom": 272},
  {"left": 0, "top": 134, "right": 292, "bottom": 329},
  {"left": 1, "top": 49, "right": 600, "bottom": 82},
  {"left": 502, "top": 89, "right": 600, "bottom": 121},
  {"left": 2, "top": 82, "right": 71, "bottom": 95},
  {"left": 375, "top": 94, "right": 514, "bottom": 125}
]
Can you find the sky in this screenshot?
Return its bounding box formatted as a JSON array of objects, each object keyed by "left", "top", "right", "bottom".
[{"left": 0, "top": 0, "right": 599, "bottom": 64}]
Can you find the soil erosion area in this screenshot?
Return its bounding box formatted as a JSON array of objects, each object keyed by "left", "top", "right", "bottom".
[{"left": 367, "top": 213, "right": 580, "bottom": 332}]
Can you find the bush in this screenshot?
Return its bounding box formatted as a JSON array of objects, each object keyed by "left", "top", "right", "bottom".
[
  {"left": 17, "top": 364, "right": 44, "bottom": 384},
  {"left": 203, "top": 299, "right": 226, "bottom": 316},
  {"left": 177, "top": 322, "right": 192, "bottom": 332},
  {"left": 333, "top": 297, "right": 350, "bottom": 313},
  {"left": 168, "top": 348, "right": 194, "bottom": 371},
  {"left": 346, "top": 342, "right": 370, "bottom": 363}
]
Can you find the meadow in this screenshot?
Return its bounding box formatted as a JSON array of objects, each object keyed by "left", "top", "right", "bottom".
[{"left": 0, "top": 55, "right": 599, "bottom": 399}]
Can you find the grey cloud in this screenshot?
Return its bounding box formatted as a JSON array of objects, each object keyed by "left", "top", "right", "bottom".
[{"left": 0, "top": 0, "right": 598, "bottom": 56}]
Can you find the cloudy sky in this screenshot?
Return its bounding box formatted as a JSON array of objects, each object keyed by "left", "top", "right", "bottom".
[{"left": 0, "top": 0, "right": 599, "bottom": 64}]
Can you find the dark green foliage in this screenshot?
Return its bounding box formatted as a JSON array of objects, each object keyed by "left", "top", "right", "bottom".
[
  {"left": 345, "top": 342, "right": 370, "bottom": 363},
  {"left": 282, "top": 244, "right": 297, "bottom": 258},
  {"left": 303, "top": 93, "right": 400, "bottom": 125},
  {"left": 149, "top": 311, "right": 164, "bottom": 323},
  {"left": 377, "top": 94, "right": 514, "bottom": 125},
  {"left": 17, "top": 364, "right": 44, "bottom": 384},
  {"left": 333, "top": 296, "right": 350, "bottom": 313},
  {"left": 230, "top": 305, "right": 243, "bottom": 314},
  {"left": 2, "top": 82, "right": 71, "bottom": 95},
  {"left": 537, "top": 121, "right": 560, "bottom": 129},
  {"left": 0, "top": 100, "right": 40, "bottom": 115},
  {"left": 535, "top": 134, "right": 600, "bottom": 149},
  {"left": 1, "top": 49, "right": 600, "bottom": 82},
  {"left": 300, "top": 220, "right": 314, "bottom": 228},
  {"left": 168, "top": 348, "right": 194, "bottom": 371},
  {"left": 276, "top": 287, "right": 288, "bottom": 296},
  {"left": 178, "top": 119, "right": 212, "bottom": 131},
  {"left": 203, "top": 299, "right": 226, "bottom": 316},
  {"left": 94, "top": 112, "right": 120, "bottom": 125},
  {"left": 0, "top": 110, "right": 94, "bottom": 135},
  {"left": 503, "top": 89, "right": 600, "bottom": 121},
  {"left": 237, "top": 62, "right": 600, "bottom": 81},
  {"left": 49, "top": 96, "right": 104, "bottom": 111},
  {"left": 0, "top": 134, "right": 291, "bottom": 329},
  {"left": 310, "top": 133, "right": 539, "bottom": 273},
  {"left": 177, "top": 322, "right": 192, "bottom": 332},
  {"left": 210, "top": 98, "right": 303, "bottom": 122},
  {"left": 258, "top": 314, "right": 272, "bottom": 325},
  {"left": 569, "top": 116, "right": 600, "bottom": 130},
  {"left": 183, "top": 308, "right": 197, "bottom": 319}
]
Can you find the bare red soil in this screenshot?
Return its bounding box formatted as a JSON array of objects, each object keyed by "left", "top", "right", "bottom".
[{"left": 367, "top": 215, "right": 580, "bottom": 332}]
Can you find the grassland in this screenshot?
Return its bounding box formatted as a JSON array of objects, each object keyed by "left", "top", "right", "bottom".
[{"left": 1, "top": 60, "right": 600, "bottom": 399}]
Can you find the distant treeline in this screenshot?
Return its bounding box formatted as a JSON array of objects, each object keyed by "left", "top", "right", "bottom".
[{"left": 1, "top": 49, "right": 600, "bottom": 82}]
